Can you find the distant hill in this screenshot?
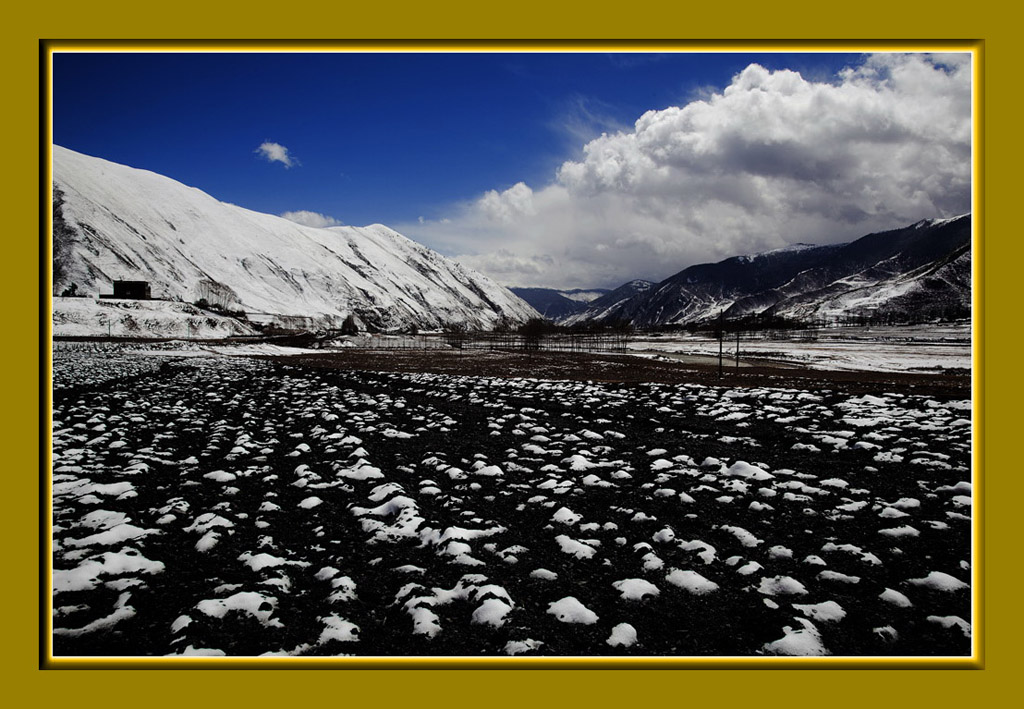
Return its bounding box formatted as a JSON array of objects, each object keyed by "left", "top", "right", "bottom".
[
  {"left": 559, "top": 280, "right": 655, "bottom": 325},
  {"left": 563, "top": 217, "right": 971, "bottom": 328},
  {"left": 508, "top": 287, "right": 611, "bottom": 320}
]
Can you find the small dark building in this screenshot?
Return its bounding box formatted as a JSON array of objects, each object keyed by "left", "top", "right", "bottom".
[{"left": 106, "top": 280, "right": 151, "bottom": 299}]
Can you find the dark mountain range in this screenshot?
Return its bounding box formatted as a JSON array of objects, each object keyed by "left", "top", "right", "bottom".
[
  {"left": 508, "top": 287, "right": 611, "bottom": 320},
  {"left": 558, "top": 280, "right": 655, "bottom": 325},
  {"left": 562, "top": 216, "right": 971, "bottom": 328}
]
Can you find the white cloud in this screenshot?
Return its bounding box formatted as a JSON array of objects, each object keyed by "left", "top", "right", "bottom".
[
  {"left": 479, "top": 182, "right": 537, "bottom": 223},
  {"left": 255, "top": 141, "right": 298, "bottom": 168},
  {"left": 399, "top": 53, "right": 971, "bottom": 290},
  {"left": 280, "top": 210, "right": 343, "bottom": 228}
]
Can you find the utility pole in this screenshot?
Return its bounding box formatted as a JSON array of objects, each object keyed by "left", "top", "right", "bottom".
[
  {"left": 718, "top": 311, "right": 724, "bottom": 378},
  {"left": 736, "top": 329, "right": 740, "bottom": 368}
]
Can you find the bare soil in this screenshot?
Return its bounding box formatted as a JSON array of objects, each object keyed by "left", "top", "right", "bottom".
[{"left": 279, "top": 349, "right": 971, "bottom": 400}]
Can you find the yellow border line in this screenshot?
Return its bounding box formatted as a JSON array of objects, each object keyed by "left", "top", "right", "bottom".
[
  {"left": 971, "top": 39, "right": 984, "bottom": 668},
  {"left": 44, "top": 45, "right": 55, "bottom": 667},
  {"left": 44, "top": 652, "right": 981, "bottom": 669},
  {"left": 45, "top": 38, "right": 979, "bottom": 52},
  {"left": 42, "top": 39, "right": 983, "bottom": 670}
]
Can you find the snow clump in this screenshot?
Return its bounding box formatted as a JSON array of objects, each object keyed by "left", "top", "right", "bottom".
[{"left": 547, "top": 597, "right": 599, "bottom": 624}]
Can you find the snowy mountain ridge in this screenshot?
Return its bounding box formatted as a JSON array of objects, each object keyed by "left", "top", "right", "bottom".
[
  {"left": 913, "top": 214, "right": 969, "bottom": 229},
  {"left": 563, "top": 217, "right": 971, "bottom": 328},
  {"left": 52, "top": 145, "right": 538, "bottom": 332},
  {"left": 737, "top": 242, "right": 822, "bottom": 263}
]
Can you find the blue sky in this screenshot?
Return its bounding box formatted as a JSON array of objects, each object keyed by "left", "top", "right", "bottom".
[
  {"left": 53, "top": 52, "right": 863, "bottom": 224},
  {"left": 52, "top": 51, "right": 971, "bottom": 288}
]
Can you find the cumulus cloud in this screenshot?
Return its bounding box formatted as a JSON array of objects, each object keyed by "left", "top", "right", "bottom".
[
  {"left": 280, "top": 210, "right": 343, "bottom": 228},
  {"left": 400, "top": 53, "right": 972, "bottom": 289},
  {"left": 479, "top": 182, "right": 537, "bottom": 223},
  {"left": 255, "top": 141, "right": 298, "bottom": 168}
]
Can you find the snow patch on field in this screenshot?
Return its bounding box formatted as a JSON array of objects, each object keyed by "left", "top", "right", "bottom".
[
  {"left": 763, "top": 618, "right": 830, "bottom": 656},
  {"left": 547, "top": 597, "right": 599, "bottom": 624},
  {"left": 665, "top": 569, "right": 719, "bottom": 595}
]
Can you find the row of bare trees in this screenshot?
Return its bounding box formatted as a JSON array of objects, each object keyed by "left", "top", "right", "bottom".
[{"left": 441, "top": 318, "right": 633, "bottom": 353}]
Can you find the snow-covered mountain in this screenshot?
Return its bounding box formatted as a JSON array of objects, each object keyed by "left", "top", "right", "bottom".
[
  {"left": 52, "top": 145, "right": 538, "bottom": 332},
  {"left": 564, "top": 217, "right": 971, "bottom": 328}
]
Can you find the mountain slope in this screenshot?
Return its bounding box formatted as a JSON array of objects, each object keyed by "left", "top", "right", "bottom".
[
  {"left": 52, "top": 146, "right": 538, "bottom": 331},
  {"left": 560, "top": 280, "right": 655, "bottom": 325},
  {"left": 772, "top": 239, "right": 972, "bottom": 322},
  {"left": 565, "top": 217, "right": 971, "bottom": 328}
]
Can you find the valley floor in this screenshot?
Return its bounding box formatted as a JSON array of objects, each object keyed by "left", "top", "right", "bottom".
[
  {"left": 49, "top": 347, "right": 973, "bottom": 658},
  {"left": 627, "top": 323, "right": 972, "bottom": 375}
]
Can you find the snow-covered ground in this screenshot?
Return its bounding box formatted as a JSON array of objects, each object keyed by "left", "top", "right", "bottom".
[
  {"left": 50, "top": 349, "right": 973, "bottom": 658},
  {"left": 628, "top": 324, "right": 972, "bottom": 373},
  {"left": 52, "top": 297, "right": 257, "bottom": 339}
]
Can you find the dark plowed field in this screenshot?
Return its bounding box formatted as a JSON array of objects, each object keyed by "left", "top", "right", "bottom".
[{"left": 284, "top": 348, "right": 970, "bottom": 398}]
